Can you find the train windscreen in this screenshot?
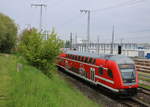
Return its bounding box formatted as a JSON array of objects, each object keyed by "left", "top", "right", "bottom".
[{"left": 119, "top": 64, "right": 136, "bottom": 85}]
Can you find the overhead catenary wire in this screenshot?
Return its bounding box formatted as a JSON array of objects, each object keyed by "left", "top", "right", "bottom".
[
  {"left": 119, "top": 28, "right": 150, "bottom": 35},
  {"left": 57, "top": 0, "right": 148, "bottom": 28},
  {"left": 56, "top": 0, "right": 149, "bottom": 42},
  {"left": 92, "top": 0, "right": 147, "bottom": 13},
  {"left": 57, "top": 13, "right": 83, "bottom": 28}
]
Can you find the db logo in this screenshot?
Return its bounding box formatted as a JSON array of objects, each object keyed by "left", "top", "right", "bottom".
[{"left": 79, "top": 68, "right": 85, "bottom": 76}]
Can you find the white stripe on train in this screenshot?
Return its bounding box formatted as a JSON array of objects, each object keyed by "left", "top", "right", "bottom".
[
  {"left": 57, "top": 64, "right": 119, "bottom": 92},
  {"left": 95, "top": 75, "right": 114, "bottom": 84}
]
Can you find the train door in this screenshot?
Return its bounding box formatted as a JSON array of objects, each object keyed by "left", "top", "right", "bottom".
[{"left": 90, "top": 68, "right": 95, "bottom": 81}]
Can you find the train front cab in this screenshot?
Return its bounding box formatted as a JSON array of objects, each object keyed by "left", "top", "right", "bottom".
[{"left": 109, "top": 55, "right": 139, "bottom": 97}]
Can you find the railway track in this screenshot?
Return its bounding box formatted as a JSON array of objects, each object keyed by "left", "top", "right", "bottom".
[
  {"left": 119, "top": 87, "right": 150, "bottom": 107},
  {"left": 139, "top": 87, "right": 150, "bottom": 96},
  {"left": 57, "top": 68, "right": 150, "bottom": 107},
  {"left": 133, "top": 58, "right": 150, "bottom": 74},
  {"left": 133, "top": 87, "right": 150, "bottom": 106},
  {"left": 120, "top": 97, "right": 150, "bottom": 107}
]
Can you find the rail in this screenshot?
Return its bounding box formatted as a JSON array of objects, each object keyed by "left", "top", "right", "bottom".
[
  {"left": 139, "top": 87, "right": 150, "bottom": 96},
  {"left": 133, "top": 58, "right": 150, "bottom": 73},
  {"left": 120, "top": 97, "right": 150, "bottom": 107}
]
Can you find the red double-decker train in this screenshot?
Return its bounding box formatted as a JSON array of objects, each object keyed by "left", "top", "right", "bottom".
[{"left": 57, "top": 51, "right": 139, "bottom": 96}]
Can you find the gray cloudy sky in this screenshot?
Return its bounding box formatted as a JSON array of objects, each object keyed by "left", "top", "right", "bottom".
[{"left": 0, "top": 0, "right": 150, "bottom": 43}]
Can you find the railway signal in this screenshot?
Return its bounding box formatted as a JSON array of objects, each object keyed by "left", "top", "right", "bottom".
[{"left": 118, "top": 45, "right": 122, "bottom": 54}]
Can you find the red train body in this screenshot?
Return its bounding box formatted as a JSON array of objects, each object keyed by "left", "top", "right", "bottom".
[{"left": 57, "top": 51, "right": 139, "bottom": 96}]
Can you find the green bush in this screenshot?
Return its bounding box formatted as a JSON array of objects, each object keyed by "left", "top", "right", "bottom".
[
  {"left": 0, "top": 13, "right": 17, "bottom": 53},
  {"left": 18, "top": 28, "right": 63, "bottom": 74}
]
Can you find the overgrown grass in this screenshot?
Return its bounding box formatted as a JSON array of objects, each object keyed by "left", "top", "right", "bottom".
[
  {"left": 139, "top": 84, "right": 150, "bottom": 90},
  {"left": 139, "top": 76, "right": 150, "bottom": 82},
  {"left": 0, "top": 54, "right": 99, "bottom": 107},
  {"left": 138, "top": 72, "right": 150, "bottom": 89}
]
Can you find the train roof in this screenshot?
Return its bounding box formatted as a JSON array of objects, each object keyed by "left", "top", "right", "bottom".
[
  {"left": 66, "top": 51, "right": 107, "bottom": 59},
  {"left": 65, "top": 51, "right": 134, "bottom": 64}
]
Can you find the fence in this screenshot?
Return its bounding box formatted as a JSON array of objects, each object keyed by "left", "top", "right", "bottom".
[{"left": 74, "top": 43, "right": 150, "bottom": 57}]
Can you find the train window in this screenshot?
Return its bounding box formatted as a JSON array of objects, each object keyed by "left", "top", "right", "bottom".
[
  {"left": 74, "top": 55, "right": 76, "bottom": 60},
  {"left": 72, "top": 55, "right": 74, "bottom": 59},
  {"left": 78, "top": 56, "right": 81, "bottom": 61},
  {"left": 77, "top": 56, "right": 79, "bottom": 60},
  {"left": 76, "top": 56, "right": 78, "bottom": 60},
  {"left": 70, "top": 55, "right": 72, "bottom": 59},
  {"left": 84, "top": 57, "right": 86, "bottom": 62},
  {"left": 69, "top": 54, "right": 71, "bottom": 59},
  {"left": 98, "top": 67, "right": 103, "bottom": 75},
  {"left": 92, "top": 59, "right": 96, "bottom": 64},
  {"left": 89, "top": 58, "right": 93, "bottom": 64},
  {"left": 80, "top": 56, "right": 82, "bottom": 61},
  {"left": 87, "top": 57, "right": 90, "bottom": 63},
  {"left": 81, "top": 56, "right": 84, "bottom": 62},
  {"left": 85, "top": 57, "right": 88, "bottom": 63},
  {"left": 75, "top": 56, "right": 78, "bottom": 60},
  {"left": 107, "top": 69, "right": 113, "bottom": 78}
]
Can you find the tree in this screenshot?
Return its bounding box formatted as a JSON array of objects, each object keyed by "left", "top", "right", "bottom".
[
  {"left": 0, "top": 13, "right": 17, "bottom": 53},
  {"left": 18, "top": 28, "right": 63, "bottom": 73}
]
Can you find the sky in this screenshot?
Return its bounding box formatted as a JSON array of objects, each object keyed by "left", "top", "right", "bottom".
[{"left": 0, "top": 0, "right": 150, "bottom": 43}]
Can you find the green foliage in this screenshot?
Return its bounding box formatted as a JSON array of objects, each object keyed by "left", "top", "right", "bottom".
[
  {"left": 0, "top": 13, "right": 17, "bottom": 53},
  {"left": 18, "top": 28, "right": 63, "bottom": 73}
]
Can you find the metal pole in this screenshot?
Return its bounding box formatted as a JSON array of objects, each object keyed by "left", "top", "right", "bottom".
[
  {"left": 31, "top": 4, "right": 46, "bottom": 32},
  {"left": 87, "top": 11, "right": 90, "bottom": 43},
  {"left": 40, "top": 6, "right": 43, "bottom": 31},
  {"left": 111, "top": 25, "right": 115, "bottom": 54},
  {"left": 97, "top": 36, "right": 100, "bottom": 55},
  {"left": 80, "top": 9, "right": 91, "bottom": 52},
  {"left": 70, "top": 32, "right": 73, "bottom": 50},
  {"left": 104, "top": 44, "right": 106, "bottom": 53},
  {"left": 75, "top": 33, "right": 77, "bottom": 49}
]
